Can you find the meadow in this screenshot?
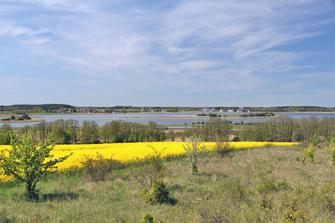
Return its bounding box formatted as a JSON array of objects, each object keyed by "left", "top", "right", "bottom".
[
  {"left": 0, "top": 144, "right": 334, "bottom": 222},
  {"left": 0, "top": 142, "right": 297, "bottom": 181}
]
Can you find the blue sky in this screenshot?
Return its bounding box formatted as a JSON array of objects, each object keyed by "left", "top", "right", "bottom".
[{"left": 0, "top": 0, "right": 334, "bottom": 106}]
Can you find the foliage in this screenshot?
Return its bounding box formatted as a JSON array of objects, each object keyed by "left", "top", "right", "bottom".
[
  {"left": 100, "top": 121, "right": 166, "bottom": 143},
  {"left": 1, "top": 119, "right": 166, "bottom": 145},
  {"left": 325, "top": 138, "right": 335, "bottom": 165},
  {"left": 81, "top": 121, "right": 99, "bottom": 144},
  {"left": 81, "top": 154, "right": 120, "bottom": 182},
  {"left": 215, "top": 141, "right": 233, "bottom": 157},
  {"left": 239, "top": 117, "right": 335, "bottom": 142},
  {"left": 1, "top": 117, "right": 334, "bottom": 145},
  {"left": 0, "top": 125, "right": 13, "bottom": 145},
  {"left": 0, "top": 146, "right": 334, "bottom": 222},
  {"left": 256, "top": 175, "right": 289, "bottom": 194},
  {"left": 18, "top": 120, "right": 79, "bottom": 144},
  {"left": 309, "top": 135, "right": 320, "bottom": 147},
  {"left": 302, "top": 145, "right": 316, "bottom": 163},
  {"left": 0, "top": 142, "right": 298, "bottom": 181},
  {"left": 332, "top": 147, "right": 335, "bottom": 165},
  {"left": 143, "top": 214, "right": 154, "bottom": 223},
  {"left": 0, "top": 210, "right": 15, "bottom": 223},
  {"left": 132, "top": 146, "right": 168, "bottom": 190},
  {"left": 183, "top": 136, "right": 204, "bottom": 174},
  {"left": 186, "top": 119, "right": 232, "bottom": 141},
  {"left": 147, "top": 181, "right": 176, "bottom": 205},
  {"left": 0, "top": 131, "right": 71, "bottom": 200}
]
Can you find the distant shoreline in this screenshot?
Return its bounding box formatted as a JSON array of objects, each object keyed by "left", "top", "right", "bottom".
[
  {"left": 0, "top": 111, "right": 334, "bottom": 125},
  {"left": 0, "top": 118, "right": 43, "bottom": 124},
  {"left": 2, "top": 111, "right": 335, "bottom": 116}
]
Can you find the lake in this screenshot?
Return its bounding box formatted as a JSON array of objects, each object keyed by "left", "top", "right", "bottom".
[{"left": 2, "top": 112, "right": 335, "bottom": 128}]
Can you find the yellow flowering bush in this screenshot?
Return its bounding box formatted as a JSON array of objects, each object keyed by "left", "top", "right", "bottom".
[{"left": 0, "top": 141, "right": 298, "bottom": 182}]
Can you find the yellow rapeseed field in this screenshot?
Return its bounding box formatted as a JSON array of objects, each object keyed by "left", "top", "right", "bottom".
[{"left": 0, "top": 141, "right": 298, "bottom": 182}]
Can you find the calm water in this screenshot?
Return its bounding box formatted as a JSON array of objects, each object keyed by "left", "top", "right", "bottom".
[{"left": 2, "top": 112, "right": 335, "bottom": 128}]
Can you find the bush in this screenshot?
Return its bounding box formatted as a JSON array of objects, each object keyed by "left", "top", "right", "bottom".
[
  {"left": 81, "top": 154, "right": 120, "bottom": 182},
  {"left": 0, "top": 131, "right": 71, "bottom": 201},
  {"left": 256, "top": 175, "right": 289, "bottom": 194},
  {"left": 326, "top": 138, "right": 335, "bottom": 165},
  {"left": 302, "top": 145, "right": 316, "bottom": 163},
  {"left": 183, "top": 136, "right": 204, "bottom": 174},
  {"left": 220, "top": 178, "right": 248, "bottom": 203},
  {"left": 309, "top": 135, "right": 320, "bottom": 147},
  {"left": 215, "top": 141, "right": 233, "bottom": 157},
  {"left": 332, "top": 149, "right": 335, "bottom": 165},
  {"left": 0, "top": 125, "right": 13, "bottom": 145},
  {"left": 0, "top": 211, "right": 15, "bottom": 223},
  {"left": 147, "top": 181, "right": 176, "bottom": 205},
  {"left": 143, "top": 214, "right": 154, "bottom": 223},
  {"left": 132, "top": 147, "right": 168, "bottom": 190}
]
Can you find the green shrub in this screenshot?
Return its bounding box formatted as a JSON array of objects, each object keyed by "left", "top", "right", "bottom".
[
  {"left": 147, "top": 181, "right": 176, "bottom": 205},
  {"left": 256, "top": 175, "right": 289, "bottom": 194},
  {"left": 220, "top": 178, "right": 248, "bottom": 204},
  {"left": 215, "top": 141, "right": 233, "bottom": 157},
  {"left": 183, "top": 136, "right": 204, "bottom": 174},
  {"left": 0, "top": 131, "right": 71, "bottom": 201},
  {"left": 132, "top": 147, "right": 168, "bottom": 190},
  {"left": 81, "top": 153, "right": 120, "bottom": 182},
  {"left": 143, "top": 214, "right": 154, "bottom": 223},
  {"left": 309, "top": 135, "right": 320, "bottom": 147},
  {"left": 0, "top": 211, "right": 15, "bottom": 223},
  {"left": 326, "top": 138, "right": 335, "bottom": 165},
  {"left": 302, "top": 145, "right": 316, "bottom": 163}
]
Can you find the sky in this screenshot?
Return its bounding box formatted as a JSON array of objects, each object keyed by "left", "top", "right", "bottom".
[{"left": 0, "top": 0, "right": 334, "bottom": 107}]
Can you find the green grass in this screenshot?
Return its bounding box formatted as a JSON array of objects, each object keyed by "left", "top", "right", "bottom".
[{"left": 0, "top": 146, "right": 334, "bottom": 223}]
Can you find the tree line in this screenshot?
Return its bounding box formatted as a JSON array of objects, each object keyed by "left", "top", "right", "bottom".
[
  {"left": 238, "top": 117, "right": 335, "bottom": 142},
  {"left": 184, "top": 119, "right": 232, "bottom": 141},
  {"left": 0, "top": 120, "right": 166, "bottom": 144},
  {"left": 176, "top": 117, "right": 335, "bottom": 142},
  {"left": 0, "top": 117, "right": 334, "bottom": 145}
]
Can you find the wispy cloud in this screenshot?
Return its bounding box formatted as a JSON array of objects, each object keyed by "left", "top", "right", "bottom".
[{"left": 0, "top": 0, "right": 334, "bottom": 105}]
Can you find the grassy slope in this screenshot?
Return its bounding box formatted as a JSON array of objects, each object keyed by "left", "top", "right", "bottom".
[{"left": 0, "top": 146, "right": 334, "bottom": 223}]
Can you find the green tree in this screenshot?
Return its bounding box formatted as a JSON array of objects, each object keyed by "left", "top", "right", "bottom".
[
  {"left": 64, "top": 119, "right": 79, "bottom": 143},
  {"left": 33, "top": 121, "right": 48, "bottom": 143},
  {"left": 81, "top": 121, "right": 99, "bottom": 143},
  {"left": 50, "top": 120, "right": 71, "bottom": 144},
  {"left": 0, "top": 124, "right": 13, "bottom": 145},
  {"left": 188, "top": 118, "right": 232, "bottom": 142},
  {"left": 0, "top": 132, "right": 71, "bottom": 201},
  {"left": 147, "top": 181, "right": 176, "bottom": 205}
]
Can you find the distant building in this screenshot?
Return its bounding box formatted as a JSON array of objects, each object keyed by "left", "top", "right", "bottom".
[
  {"left": 238, "top": 107, "right": 249, "bottom": 113},
  {"left": 202, "top": 108, "right": 210, "bottom": 113}
]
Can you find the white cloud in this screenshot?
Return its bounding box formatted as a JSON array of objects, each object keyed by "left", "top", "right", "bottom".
[{"left": 0, "top": 0, "right": 333, "bottom": 93}]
